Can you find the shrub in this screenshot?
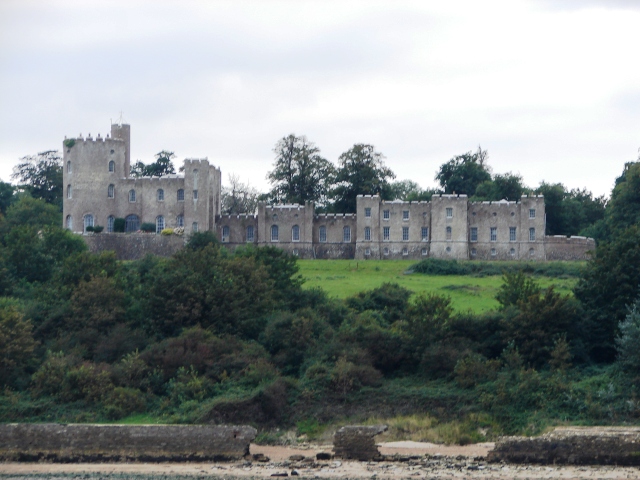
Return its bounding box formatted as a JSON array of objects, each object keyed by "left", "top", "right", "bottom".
[
  {"left": 113, "top": 218, "right": 125, "bottom": 233},
  {"left": 140, "top": 223, "right": 155, "bottom": 233},
  {"left": 616, "top": 299, "right": 640, "bottom": 375},
  {"left": 102, "top": 387, "right": 146, "bottom": 419},
  {"left": 161, "top": 228, "right": 174, "bottom": 236},
  {"left": 92, "top": 225, "right": 104, "bottom": 233},
  {"left": 85, "top": 225, "right": 94, "bottom": 233}
]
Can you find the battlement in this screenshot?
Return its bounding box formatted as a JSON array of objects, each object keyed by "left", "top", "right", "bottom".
[
  {"left": 184, "top": 158, "right": 209, "bottom": 164},
  {"left": 433, "top": 194, "right": 468, "bottom": 199},
  {"left": 315, "top": 213, "right": 356, "bottom": 218},
  {"left": 218, "top": 214, "right": 257, "bottom": 219},
  {"left": 267, "top": 204, "right": 305, "bottom": 210}
]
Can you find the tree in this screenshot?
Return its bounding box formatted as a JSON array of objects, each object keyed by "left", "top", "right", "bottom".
[
  {"left": 331, "top": 144, "right": 395, "bottom": 213},
  {"left": 0, "top": 196, "right": 61, "bottom": 237},
  {"left": 386, "top": 180, "right": 439, "bottom": 201},
  {"left": 0, "top": 181, "right": 15, "bottom": 215},
  {"left": 474, "top": 172, "right": 528, "bottom": 201},
  {"left": 605, "top": 161, "right": 640, "bottom": 235},
  {"left": 435, "top": 146, "right": 491, "bottom": 196},
  {"left": 0, "top": 300, "right": 37, "bottom": 386},
  {"left": 267, "top": 135, "right": 336, "bottom": 206},
  {"left": 11, "top": 150, "right": 63, "bottom": 208},
  {"left": 615, "top": 298, "right": 640, "bottom": 375},
  {"left": 496, "top": 271, "right": 540, "bottom": 309},
  {"left": 221, "top": 174, "right": 260, "bottom": 214},
  {"left": 130, "top": 150, "right": 176, "bottom": 177}
]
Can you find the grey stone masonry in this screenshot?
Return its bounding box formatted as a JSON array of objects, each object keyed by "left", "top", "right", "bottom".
[
  {"left": 0, "top": 423, "right": 257, "bottom": 462},
  {"left": 333, "top": 425, "right": 388, "bottom": 461},
  {"left": 488, "top": 426, "right": 640, "bottom": 465}
]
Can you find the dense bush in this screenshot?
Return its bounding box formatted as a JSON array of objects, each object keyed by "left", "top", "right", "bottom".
[{"left": 411, "top": 258, "right": 584, "bottom": 278}]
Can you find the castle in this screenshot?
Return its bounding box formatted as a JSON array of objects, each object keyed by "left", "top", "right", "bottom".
[{"left": 63, "top": 122, "right": 594, "bottom": 261}]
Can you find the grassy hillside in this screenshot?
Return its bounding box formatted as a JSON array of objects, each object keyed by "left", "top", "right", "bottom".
[{"left": 297, "top": 259, "right": 578, "bottom": 313}]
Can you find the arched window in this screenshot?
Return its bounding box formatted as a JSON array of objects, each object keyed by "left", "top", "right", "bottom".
[
  {"left": 129, "top": 189, "right": 136, "bottom": 202},
  {"left": 176, "top": 214, "right": 184, "bottom": 227},
  {"left": 292, "top": 225, "right": 300, "bottom": 242},
  {"left": 446, "top": 226, "right": 452, "bottom": 240},
  {"left": 83, "top": 214, "right": 94, "bottom": 232},
  {"left": 156, "top": 216, "right": 165, "bottom": 234},
  {"left": 271, "top": 225, "right": 279, "bottom": 242},
  {"left": 529, "top": 227, "right": 536, "bottom": 242},
  {"left": 192, "top": 222, "right": 198, "bottom": 232},
  {"left": 319, "top": 225, "right": 327, "bottom": 242},
  {"left": 67, "top": 161, "right": 72, "bottom": 173},
  {"left": 222, "top": 225, "right": 230, "bottom": 242},
  {"left": 157, "top": 189, "right": 164, "bottom": 201},
  {"left": 108, "top": 184, "right": 114, "bottom": 198},
  {"left": 108, "top": 160, "right": 115, "bottom": 172},
  {"left": 107, "top": 216, "right": 115, "bottom": 233},
  {"left": 66, "top": 215, "right": 73, "bottom": 230},
  {"left": 343, "top": 226, "right": 351, "bottom": 242},
  {"left": 67, "top": 184, "right": 72, "bottom": 199},
  {"left": 125, "top": 214, "right": 140, "bottom": 232},
  {"left": 364, "top": 226, "right": 371, "bottom": 241},
  {"left": 177, "top": 189, "right": 184, "bottom": 201},
  {"left": 246, "top": 225, "right": 254, "bottom": 242}
]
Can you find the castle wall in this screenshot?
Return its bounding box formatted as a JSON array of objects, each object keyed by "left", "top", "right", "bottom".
[
  {"left": 430, "top": 194, "right": 469, "bottom": 260},
  {"left": 545, "top": 235, "right": 595, "bottom": 261},
  {"left": 255, "top": 202, "right": 317, "bottom": 258},
  {"left": 84, "top": 233, "right": 185, "bottom": 260},
  {"left": 312, "top": 213, "right": 357, "bottom": 259}
]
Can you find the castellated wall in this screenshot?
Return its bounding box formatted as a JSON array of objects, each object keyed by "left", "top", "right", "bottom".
[
  {"left": 312, "top": 212, "right": 357, "bottom": 259},
  {"left": 545, "top": 235, "right": 595, "bottom": 260},
  {"left": 430, "top": 194, "right": 469, "bottom": 260}
]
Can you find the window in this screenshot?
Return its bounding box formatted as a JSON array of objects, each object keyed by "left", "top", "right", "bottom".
[
  {"left": 510, "top": 227, "right": 516, "bottom": 242},
  {"left": 156, "top": 216, "right": 165, "bottom": 234},
  {"left": 470, "top": 227, "right": 478, "bottom": 242},
  {"left": 446, "top": 207, "right": 453, "bottom": 218},
  {"left": 491, "top": 248, "right": 497, "bottom": 256},
  {"left": 193, "top": 190, "right": 198, "bottom": 200},
  {"left": 109, "top": 160, "right": 115, "bottom": 172},
  {"left": 222, "top": 225, "right": 230, "bottom": 242},
  {"left": 529, "top": 248, "right": 535, "bottom": 257},
  {"left": 402, "top": 226, "right": 409, "bottom": 241},
  {"left": 292, "top": 249, "right": 299, "bottom": 256},
  {"left": 271, "top": 225, "right": 279, "bottom": 242},
  {"left": 383, "top": 210, "right": 390, "bottom": 220},
  {"left": 292, "top": 225, "right": 300, "bottom": 242},
  {"left": 67, "top": 184, "right": 72, "bottom": 199},
  {"left": 107, "top": 216, "right": 114, "bottom": 233},
  {"left": 421, "top": 227, "right": 429, "bottom": 241},
  {"left": 421, "top": 248, "right": 427, "bottom": 256},
  {"left": 446, "top": 246, "right": 451, "bottom": 252},
  {"left": 365, "top": 248, "right": 371, "bottom": 256},
  {"left": 157, "top": 189, "right": 164, "bottom": 201},
  {"left": 272, "top": 214, "right": 278, "bottom": 220},
  {"left": 490, "top": 227, "right": 497, "bottom": 242},
  {"left": 529, "top": 227, "right": 536, "bottom": 242},
  {"left": 67, "top": 161, "right": 72, "bottom": 173},
  {"left": 510, "top": 248, "right": 516, "bottom": 257},
  {"left": 402, "top": 247, "right": 408, "bottom": 256},
  {"left": 108, "top": 184, "right": 114, "bottom": 198},
  {"left": 446, "top": 226, "right": 452, "bottom": 240},
  {"left": 403, "top": 210, "right": 409, "bottom": 220},
  {"left": 125, "top": 214, "right": 139, "bottom": 232},
  {"left": 192, "top": 222, "right": 198, "bottom": 232},
  {"left": 177, "top": 189, "right": 184, "bottom": 201},
  {"left": 246, "top": 225, "right": 254, "bottom": 242},
  {"left": 83, "top": 214, "right": 94, "bottom": 232},
  {"left": 129, "top": 189, "right": 136, "bottom": 202},
  {"left": 176, "top": 215, "right": 184, "bottom": 227},
  {"left": 66, "top": 215, "right": 73, "bottom": 230},
  {"left": 529, "top": 209, "right": 536, "bottom": 219},
  {"left": 343, "top": 226, "right": 351, "bottom": 242},
  {"left": 471, "top": 248, "right": 477, "bottom": 256},
  {"left": 364, "top": 226, "right": 371, "bottom": 241},
  {"left": 383, "top": 247, "right": 389, "bottom": 256},
  {"left": 383, "top": 226, "right": 390, "bottom": 241},
  {"left": 319, "top": 226, "right": 327, "bottom": 242},
  {"left": 365, "top": 207, "right": 371, "bottom": 218}
]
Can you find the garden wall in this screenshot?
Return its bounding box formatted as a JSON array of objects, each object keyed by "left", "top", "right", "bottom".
[{"left": 83, "top": 233, "right": 186, "bottom": 260}]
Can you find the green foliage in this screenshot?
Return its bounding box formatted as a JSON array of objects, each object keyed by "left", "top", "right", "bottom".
[
  {"left": 474, "top": 172, "right": 527, "bottom": 201},
  {"left": 0, "top": 196, "right": 61, "bottom": 234},
  {"left": 0, "top": 180, "right": 15, "bottom": 215},
  {"left": 345, "top": 282, "right": 412, "bottom": 323},
  {"left": 113, "top": 218, "right": 125, "bottom": 233},
  {"left": 0, "top": 301, "right": 37, "bottom": 386},
  {"left": 140, "top": 222, "right": 155, "bottom": 233},
  {"left": 11, "top": 150, "right": 63, "bottom": 209},
  {"left": 63, "top": 138, "right": 75, "bottom": 148},
  {"left": 495, "top": 271, "right": 539, "bottom": 309},
  {"left": 92, "top": 225, "right": 104, "bottom": 233},
  {"left": 411, "top": 258, "right": 584, "bottom": 278},
  {"left": 387, "top": 180, "right": 439, "bottom": 201},
  {"left": 435, "top": 146, "right": 491, "bottom": 196},
  {"left": 615, "top": 299, "right": 640, "bottom": 377},
  {"left": 130, "top": 151, "right": 176, "bottom": 178},
  {"left": 185, "top": 230, "right": 219, "bottom": 250}
]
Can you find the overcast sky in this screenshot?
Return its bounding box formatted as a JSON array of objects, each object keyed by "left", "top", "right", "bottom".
[{"left": 2, "top": 0, "right": 640, "bottom": 198}]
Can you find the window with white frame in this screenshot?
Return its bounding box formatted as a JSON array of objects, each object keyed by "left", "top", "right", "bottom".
[
  {"left": 529, "top": 227, "right": 535, "bottom": 241},
  {"left": 510, "top": 248, "right": 516, "bottom": 256},
  {"left": 108, "top": 184, "right": 114, "bottom": 198},
  {"left": 292, "top": 225, "right": 300, "bottom": 242},
  {"left": 365, "top": 248, "right": 371, "bottom": 256},
  {"left": 470, "top": 227, "right": 478, "bottom": 242},
  {"left": 490, "top": 227, "right": 497, "bottom": 242},
  {"left": 246, "top": 225, "right": 254, "bottom": 242},
  {"left": 510, "top": 227, "right": 516, "bottom": 242},
  {"left": 402, "top": 210, "right": 409, "bottom": 220},
  {"left": 177, "top": 189, "right": 184, "bottom": 201},
  {"left": 319, "top": 225, "right": 327, "bottom": 242},
  {"left": 402, "top": 226, "right": 409, "bottom": 241},
  {"left": 446, "top": 226, "right": 452, "bottom": 240},
  {"left": 107, "top": 216, "right": 114, "bottom": 233},
  {"left": 383, "top": 247, "right": 389, "bottom": 256},
  {"left": 383, "top": 226, "right": 390, "bottom": 241},
  {"left": 67, "top": 161, "right": 72, "bottom": 173},
  {"left": 365, "top": 207, "right": 371, "bottom": 217},
  {"left": 402, "top": 247, "right": 408, "bottom": 256},
  {"left": 83, "top": 214, "right": 94, "bottom": 232},
  {"left": 421, "top": 227, "right": 429, "bottom": 241},
  {"left": 364, "top": 226, "right": 371, "bottom": 241},
  {"left": 157, "top": 189, "right": 164, "bottom": 201},
  {"left": 491, "top": 248, "right": 496, "bottom": 256},
  {"left": 529, "top": 209, "right": 536, "bottom": 219},
  {"left": 176, "top": 215, "right": 184, "bottom": 227},
  {"left": 222, "top": 225, "right": 230, "bottom": 242},
  {"left": 67, "top": 184, "right": 72, "bottom": 199},
  {"left": 156, "top": 216, "right": 165, "bottom": 234},
  {"left": 383, "top": 210, "right": 390, "bottom": 220},
  {"left": 192, "top": 222, "right": 198, "bottom": 232},
  {"left": 66, "top": 215, "right": 73, "bottom": 230},
  {"left": 129, "top": 189, "right": 136, "bottom": 202},
  {"left": 446, "top": 207, "right": 453, "bottom": 218},
  {"left": 343, "top": 226, "right": 351, "bottom": 242},
  {"left": 421, "top": 248, "right": 427, "bottom": 256},
  {"left": 271, "top": 225, "right": 279, "bottom": 242}
]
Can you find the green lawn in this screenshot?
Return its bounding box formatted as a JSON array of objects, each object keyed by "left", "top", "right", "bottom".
[{"left": 297, "top": 259, "right": 577, "bottom": 314}]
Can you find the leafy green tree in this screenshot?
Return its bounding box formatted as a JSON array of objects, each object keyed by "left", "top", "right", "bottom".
[
  {"left": 0, "top": 300, "right": 37, "bottom": 386},
  {"left": 605, "top": 161, "right": 640, "bottom": 235},
  {"left": 386, "top": 180, "right": 439, "bottom": 201},
  {"left": 267, "top": 135, "right": 336, "bottom": 206},
  {"left": 130, "top": 151, "right": 176, "bottom": 177},
  {"left": 435, "top": 146, "right": 491, "bottom": 196},
  {"left": 11, "top": 150, "right": 63, "bottom": 208},
  {"left": 474, "top": 172, "right": 527, "bottom": 201},
  {"left": 0, "top": 180, "right": 15, "bottom": 215},
  {"left": 496, "top": 271, "right": 540, "bottom": 309},
  {"left": 331, "top": 144, "right": 395, "bottom": 213},
  {"left": 346, "top": 282, "right": 412, "bottom": 323},
  {"left": 615, "top": 298, "right": 640, "bottom": 376},
  {"left": 0, "top": 196, "right": 61, "bottom": 235}
]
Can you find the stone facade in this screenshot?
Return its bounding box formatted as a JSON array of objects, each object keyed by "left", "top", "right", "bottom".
[{"left": 65, "top": 122, "right": 594, "bottom": 261}]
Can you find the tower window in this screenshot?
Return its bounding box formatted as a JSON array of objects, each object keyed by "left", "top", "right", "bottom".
[
  {"left": 66, "top": 215, "right": 73, "bottom": 230},
  {"left": 529, "top": 227, "right": 536, "bottom": 242},
  {"left": 176, "top": 215, "right": 184, "bottom": 227},
  {"left": 157, "top": 189, "right": 164, "bottom": 201},
  {"left": 402, "top": 226, "right": 409, "bottom": 241},
  {"left": 383, "top": 226, "right": 390, "bottom": 241},
  {"left": 470, "top": 227, "right": 478, "bottom": 242},
  {"left": 107, "top": 216, "right": 114, "bottom": 233},
  {"left": 67, "top": 161, "right": 72, "bottom": 173},
  {"left": 510, "top": 227, "right": 516, "bottom": 242},
  {"left": 383, "top": 210, "right": 390, "bottom": 220},
  {"left": 177, "top": 189, "right": 184, "bottom": 201},
  {"left": 490, "top": 227, "right": 497, "bottom": 242},
  {"left": 271, "top": 225, "right": 279, "bottom": 242},
  {"left": 446, "top": 207, "right": 453, "bottom": 218},
  {"left": 365, "top": 207, "right": 371, "bottom": 217},
  {"left": 67, "top": 184, "right": 72, "bottom": 199},
  {"left": 129, "top": 189, "right": 136, "bottom": 202},
  {"left": 446, "top": 226, "right": 452, "bottom": 240},
  {"left": 403, "top": 210, "right": 409, "bottom": 220},
  {"left": 529, "top": 209, "right": 536, "bottom": 219},
  {"left": 421, "top": 227, "right": 429, "bottom": 241},
  {"left": 364, "top": 226, "right": 371, "bottom": 241},
  {"left": 108, "top": 184, "right": 114, "bottom": 198},
  {"left": 83, "top": 214, "right": 94, "bottom": 232},
  {"left": 109, "top": 160, "right": 115, "bottom": 172}
]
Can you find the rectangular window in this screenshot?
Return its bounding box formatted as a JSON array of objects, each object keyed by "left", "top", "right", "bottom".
[
  {"left": 470, "top": 227, "right": 478, "bottom": 242},
  {"left": 529, "top": 209, "right": 536, "bottom": 219},
  {"left": 365, "top": 207, "right": 371, "bottom": 218},
  {"left": 343, "top": 226, "right": 351, "bottom": 242},
  {"left": 446, "top": 207, "right": 453, "bottom": 218},
  {"left": 383, "top": 226, "right": 390, "bottom": 241},
  {"left": 222, "top": 226, "right": 229, "bottom": 242},
  {"left": 365, "top": 248, "right": 371, "bottom": 256},
  {"left": 402, "top": 210, "right": 409, "bottom": 220},
  {"left": 246, "top": 225, "right": 254, "bottom": 242},
  {"left": 421, "top": 227, "right": 429, "bottom": 241},
  {"left": 446, "top": 226, "right": 452, "bottom": 240},
  {"left": 490, "top": 227, "right": 497, "bottom": 242},
  {"left": 402, "top": 247, "right": 408, "bottom": 256},
  {"left": 529, "top": 227, "right": 536, "bottom": 242},
  {"left": 383, "top": 210, "right": 390, "bottom": 220},
  {"left": 364, "top": 226, "right": 371, "bottom": 241},
  {"left": 193, "top": 190, "right": 198, "bottom": 200},
  {"left": 510, "top": 227, "right": 516, "bottom": 242},
  {"left": 491, "top": 248, "right": 497, "bottom": 256},
  {"left": 402, "top": 226, "right": 409, "bottom": 241},
  {"left": 421, "top": 248, "right": 427, "bottom": 256},
  {"left": 192, "top": 222, "right": 198, "bottom": 232},
  {"left": 383, "top": 247, "right": 389, "bottom": 256},
  {"left": 319, "top": 226, "right": 327, "bottom": 242}
]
